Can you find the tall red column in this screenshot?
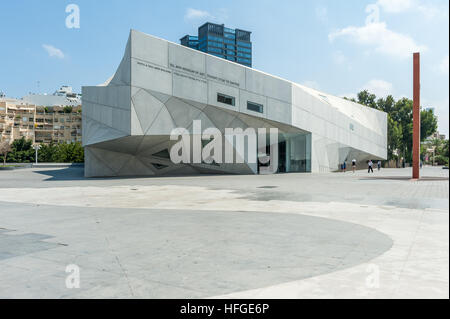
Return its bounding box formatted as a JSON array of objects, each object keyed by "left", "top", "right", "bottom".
[{"left": 412, "top": 52, "right": 420, "bottom": 179}]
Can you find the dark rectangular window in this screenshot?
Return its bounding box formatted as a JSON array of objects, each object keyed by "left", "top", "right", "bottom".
[
  {"left": 247, "top": 101, "right": 263, "bottom": 113},
  {"left": 217, "top": 93, "right": 235, "bottom": 106}
]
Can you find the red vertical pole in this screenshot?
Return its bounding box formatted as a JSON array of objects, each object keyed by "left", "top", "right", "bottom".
[{"left": 412, "top": 52, "right": 420, "bottom": 179}]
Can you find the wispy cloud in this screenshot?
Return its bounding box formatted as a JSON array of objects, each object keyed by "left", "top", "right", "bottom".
[
  {"left": 184, "top": 8, "right": 213, "bottom": 21},
  {"left": 42, "top": 44, "right": 64, "bottom": 59},
  {"left": 376, "top": 0, "right": 414, "bottom": 13},
  {"left": 340, "top": 79, "right": 394, "bottom": 100},
  {"left": 362, "top": 79, "right": 394, "bottom": 97},
  {"left": 184, "top": 8, "right": 229, "bottom": 23},
  {"left": 329, "top": 21, "right": 426, "bottom": 59},
  {"left": 376, "top": 0, "right": 448, "bottom": 19}
]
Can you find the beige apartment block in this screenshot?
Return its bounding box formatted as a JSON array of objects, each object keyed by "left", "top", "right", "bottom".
[{"left": 0, "top": 99, "right": 82, "bottom": 144}]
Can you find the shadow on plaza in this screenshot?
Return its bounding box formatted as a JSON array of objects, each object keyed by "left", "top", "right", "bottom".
[{"left": 34, "top": 166, "right": 235, "bottom": 181}]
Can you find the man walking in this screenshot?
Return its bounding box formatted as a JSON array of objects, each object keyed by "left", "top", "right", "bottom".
[
  {"left": 377, "top": 160, "right": 381, "bottom": 171},
  {"left": 368, "top": 160, "right": 374, "bottom": 173}
]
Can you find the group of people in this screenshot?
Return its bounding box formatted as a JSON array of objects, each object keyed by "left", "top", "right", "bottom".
[
  {"left": 340, "top": 159, "right": 358, "bottom": 173},
  {"left": 340, "top": 159, "right": 381, "bottom": 173}
]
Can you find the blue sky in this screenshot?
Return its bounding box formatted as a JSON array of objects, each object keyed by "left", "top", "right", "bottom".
[{"left": 0, "top": 0, "right": 448, "bottom": 135}]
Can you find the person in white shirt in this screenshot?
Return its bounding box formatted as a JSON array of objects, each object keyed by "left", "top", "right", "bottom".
[
  {"left": 368, "top": 160, "right": 374, "bottom": 173},
  {"left": 352, "top": 159, "right": 357, "bottom": 173}
]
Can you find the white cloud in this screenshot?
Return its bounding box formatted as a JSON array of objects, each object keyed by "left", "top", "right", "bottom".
[
  {"left": 376, "top": 0, "right": 447, "bottom": 19},
  {"left": 184, "top": 8, "right": 213, "bottom": 21},
  {"left": 340, "top": 79, "right": 394, "bottom": 100},
  {"left": 362, "top": 79, "right": 394, "bottom": 97},
  {"left": 329, "top": 21, "right": 427, "bottom": 59},
  {"left": 439, "top": 55, "right": 449, "bottom": 74},
  {"left": 42, "top": 44, "right": 64, "bottom": 59},
  {"left": 376, "top": 0, "right": 413, "bottom": 13}
]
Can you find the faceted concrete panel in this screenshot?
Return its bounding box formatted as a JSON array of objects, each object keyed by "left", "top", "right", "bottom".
[
  {"left": 186, "top": 111, "right": 216, "bottom": 134},
  {"left": 239, "top": 89, "right": 268, "bottom": 119},
  {"left": 145, "top": 89, "right": 171, "bottom": 105},
  {"left": 245, "top": 68, "right": 292, "bottom": 104},
  {"left": 84, "top": 147, "right": 117, "bottom": 177},
  {"left": 267, "top": 97, "right": 292, "bottom": 125},
  {"left": 145, "top": 105, "right": 176, "bottom": 135},
  {"left": 202, "top": 105, "right": 237, "bottom": 132},
  {"left": 111, "top": 108, "right": 131, "bottom": 134},
  {"left": 206, "top": 55, "right": 246, "bottom": 89},
  {"left": 117, "top": 156, "right": 156, "bottom": 176},
  {"left": 169, "top": 43, "right": 206, "bottom": 76},
  {"left": 165, "top": 97, "right": 202, "bottom": 129},
  {"left": 131, "top": 30, "right": 169, "bottom": 68},
  {"left": 172, "top": 72, "right": 208, "bottom": 105},
  {"left": 90, "top": 147, "right": 134, "bottom": 174},
  {"left": 131, "top": 89, "right": 165, "bottom": 134},
  {"left": 115, "top": 86, "right": 132, "bottom": 110},
  {"left": 207, "top": 81, "right": 240, "bottom": 113},
  {"left": 131, "top": 58, "right": 173, "bottom": 96},
  {"left": 130, "top": 105, "right": 144, "bottom": 135},
  {"left": 83, "top": 117, "right": 128, "bottom": 147}
]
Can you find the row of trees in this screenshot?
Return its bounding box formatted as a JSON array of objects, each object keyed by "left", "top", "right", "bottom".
[
  {"left": 0, "top": 137, "right": 84, "bottom": 164},
  {"left": 345, "top": 91, "right": 445, "bottom": 164}
]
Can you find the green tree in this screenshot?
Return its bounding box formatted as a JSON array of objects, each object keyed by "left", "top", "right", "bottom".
[
  {"left": 354, "top": 92, "right": 438, "bottom": 164},
  {"left": 55, "top": 142, "right": 84, "bottom": 163},
  {"left": 441, "top": 140, "right": 449, "bottom": 158},
  {"left": 6, "top": 137, "right": 34, "bottom": 163},
  {"left": 63, "top": 106, "right": 73, "bottom": 113},
  {"left": 38, "top": 143, "right": 58, "bottom": 162},
  {"left": 420, "top": 108, "right": 438, "bottom": 141},
  {"left": 387, "top": 114, "right": 402, "bottom": 160},
  {"left": 376, "top": 95, "right": 395, "bottom": 114},
  {"left": 357, "top": 90, "right": 377, "bottom": 109}
]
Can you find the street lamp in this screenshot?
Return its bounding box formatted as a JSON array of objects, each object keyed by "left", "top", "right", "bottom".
[{"left": 32, "top": 144, "right": 41, "bottom": 165}]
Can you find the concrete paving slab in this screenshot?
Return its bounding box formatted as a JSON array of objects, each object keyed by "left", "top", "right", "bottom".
[{"left": 0, "top": 166, "right": 448, "bottom": 298}]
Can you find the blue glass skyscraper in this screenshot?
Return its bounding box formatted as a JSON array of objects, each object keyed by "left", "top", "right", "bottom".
[{"left": 180, "top": 22, "right": 252, "bottom": 68}]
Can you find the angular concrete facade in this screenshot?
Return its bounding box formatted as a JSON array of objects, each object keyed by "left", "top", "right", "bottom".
[{"left": 82, "top": 30, "right": 387, "bottom": 177}]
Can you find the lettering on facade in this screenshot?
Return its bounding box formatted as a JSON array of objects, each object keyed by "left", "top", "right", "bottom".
[
  {"left": 136, "top": 61, "right": 172, "bottom": 74},
  {"left": 136, "top": 60, "right": 240, "bottom": 88},
  {"left": 169, "top": 63, "right": 240, "bottom": 87}
]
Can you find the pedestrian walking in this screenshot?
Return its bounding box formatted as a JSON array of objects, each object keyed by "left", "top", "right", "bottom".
[
  {"left": 352, "top": 159, "right": 356, "bottom": 173},
  {"left": 368, "top": 160, "right": 374, "bottom": 173},
  {"left": 377, "top": 160, "right": 381, "bottom": 171}
]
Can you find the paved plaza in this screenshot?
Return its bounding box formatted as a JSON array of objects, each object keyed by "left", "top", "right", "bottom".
[{"left": 0, "top": 166, "right": 448, "bottom": 298}]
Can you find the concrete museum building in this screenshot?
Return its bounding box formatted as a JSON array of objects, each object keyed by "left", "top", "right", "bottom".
[{"left": 82, "top": 30, "right": 387, "bottom": 177}]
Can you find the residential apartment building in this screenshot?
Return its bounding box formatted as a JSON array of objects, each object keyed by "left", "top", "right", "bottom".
[{"left": 0, "top": 98, "right": 82, "bottom": 144}]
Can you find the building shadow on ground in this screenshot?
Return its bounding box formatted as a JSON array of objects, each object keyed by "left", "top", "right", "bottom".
[{"left": 33, "top": 167, "right": 237, "bottom": 181}]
